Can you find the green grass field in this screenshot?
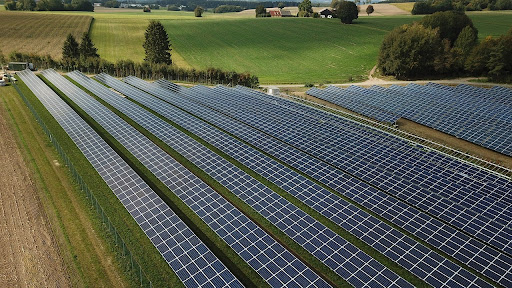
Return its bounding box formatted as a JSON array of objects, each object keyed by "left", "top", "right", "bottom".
[
  {"left": 2, "top": 7, "right": 510, "bottom": 84},
  {"left": 88, "top": 10, "right": 512, "bottom": 84}
]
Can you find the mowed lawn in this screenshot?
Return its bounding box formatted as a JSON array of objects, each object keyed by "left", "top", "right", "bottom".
[{"left": 0, "top": 11, "right": 91, "bottom": 59}]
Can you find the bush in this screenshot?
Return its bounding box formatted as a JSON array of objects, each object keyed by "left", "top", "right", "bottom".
[
  {"left": 214, "top": 5, "right": 242, "bottom": 13},
  {"left": 7, "top": 51, "right": 260, "bottom": 87},
  {"left": 167, "top": 5, "right": 179, "bottom": 11}
]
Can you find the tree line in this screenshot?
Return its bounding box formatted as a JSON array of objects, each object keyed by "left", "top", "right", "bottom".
[
  {"left": 4, "top": 0, "right": 93, "bottom": 11},
  {"left": 412, "top": 0, "right": 512, "bottom": 14},
  {"left": 157, "top": 0, "right": 298, "bottom": 10},
  {"left": 378, "top": 11, "right": 512, "bottom": 83}
]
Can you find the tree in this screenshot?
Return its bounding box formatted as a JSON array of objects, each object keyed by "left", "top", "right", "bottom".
[
  {"left": 194, "top": 6, "right": 204, "bottom": 17},
  {"left": 278, "top": 2, "right": 285, "bottom": 9},
  {"left": 419, "top": 11, "right": 476, "bottom": 46},
  {"left": 255, "top": 5, "right": 268, "bottom": 17},
  {"left": 378, "top": 23, "right": 444, "bottom": 79},
  {"left": 452, "top": 25, "right": 478, "bottom": 71},
  {"left": 70, "top": 0, "right": 93, "bottom": 11},
  {"left": 495, "top": 0, "right": 512, "bottom": 10},
  {"left": 366, "top": 4, "right": 374, "bottom": 15},
  {"left": 330, "top": 0, "right": 339, "bottom": 8},
  {"left": 143, "top": 20, "right": 172, "bottom": 65},
  {"left": 62, "top": 33, "right": 79, "bottom": 62},
  {"left": 79, "top": 33, "right": 99, "bottom": 59},
  {"left": 336, "top": 1, "right": 359, "bottom": 24},
  {"left": 5, "top": 0, "right": 17, "bottom": 10},
  {"left": 298, "top": 0, "right": 313, "bottom": 13}
]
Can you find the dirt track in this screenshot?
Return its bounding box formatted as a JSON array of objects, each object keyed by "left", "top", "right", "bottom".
[{"left": 0, "top": 100, "right": 70, "bottom": 287}]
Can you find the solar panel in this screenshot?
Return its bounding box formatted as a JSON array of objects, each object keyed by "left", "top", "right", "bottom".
[
  {"left": 44, "top": 69, "right": 330, "bottom": 288},
  {"left": 174, "top": 83, "right": 512, "bottom": 256},
  {"left": 150, "top": 78, "right": 512, "bottom": 287},
  {"left": 82, "top": 71, "right": 414, "bottom": 288},
  {"left": 308, "top": 84, "right": 512, "bottom": 155},
  {"left": 117, "top": 76, "right": 500, "bottom": 288},
  {"left": 18, "top": 69, "right": 243, "bottom": 288}
]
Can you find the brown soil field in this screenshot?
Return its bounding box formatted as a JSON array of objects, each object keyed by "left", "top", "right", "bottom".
[
  {"left": 0, "top": 92, "right": 71, "bottom": 287},
  {"left": 0, "top": 12, "right": 92, "bottom": 60}
]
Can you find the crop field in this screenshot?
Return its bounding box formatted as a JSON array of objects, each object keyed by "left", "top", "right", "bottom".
[{"left": 0, "top": 11, "right": 91, "bottom": 59}]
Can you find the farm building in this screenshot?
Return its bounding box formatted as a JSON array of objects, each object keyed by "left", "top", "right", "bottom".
[
  {"left": 319, "top": 8, "right": 334, "bottom": 18},
  {"left": 269, "top": 10, "right": 282, "bottom": 17},
  {"left": 267, "top": 86, "right": 280, "bottom": 96},
  {"left": 8, "top": 62, "right": 34, "bottom": 71}
]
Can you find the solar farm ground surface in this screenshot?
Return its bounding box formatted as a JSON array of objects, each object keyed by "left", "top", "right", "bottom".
[
  {"left": 0, "top": 85, "right": 130, "bottom": 287},
  {"left": 11, "top": 69, "right": 512, "bottom": 287}
]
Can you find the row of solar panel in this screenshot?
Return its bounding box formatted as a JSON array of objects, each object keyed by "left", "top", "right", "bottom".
[
  {"left": 307, "top": 84, "right": 512, "bottom": 156},
  {"left": 23, "top": 69, "right": 512, "bottom": 287},
  {"left": 147, "top": 79, "right": 511, "bottom": 287},
  {"left": 102, "top": 75, "right": 496, "bottom": 288},
  {"left": 41, "top": 69, "right": 332, "bottom": 288},
  {"left": 88, "top": 72, "right": 412, "bottom": 288},
  {"left": 183, "top": 84, "right": 512, "bottom": 257},
  {"left": 17, "top": 70, "right": 244, "bottom": 288}
]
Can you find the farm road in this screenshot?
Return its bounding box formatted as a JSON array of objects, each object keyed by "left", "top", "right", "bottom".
[{"left": 0, "top": 101, "right": 70, "bottom": 287}]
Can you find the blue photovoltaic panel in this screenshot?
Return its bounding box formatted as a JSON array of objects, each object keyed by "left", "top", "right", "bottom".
[
  {"left": 307, "top": 84, "right": 512, "bottom": 155},
  {"left": 151, "top": 79, "right": 512, "bottom": 287},
  {"left": 18, "top": 70, "right": 244, "bottom": 288},
  {"left": 44, "top": 69, "right": 330, "bottom": 288},
  {"left": 176, "top": 83, "right": 512, "bottom": 257},
  {"left": 119, "top": 76, "right": 499, "bottom": 288},
  {"left": 85, "top": 71, "right": 412, "bottom": 288}
]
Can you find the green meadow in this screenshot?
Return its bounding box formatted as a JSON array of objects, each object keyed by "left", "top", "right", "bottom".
[
  {"left": 2, "top": 6, "right": 511, "bottom": 83},
  {"left": 88, "top": 9, "right": 511, "bottom": 84}
]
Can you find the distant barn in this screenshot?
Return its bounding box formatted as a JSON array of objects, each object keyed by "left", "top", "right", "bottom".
[
  {"left": 319, "top": 8, "right": 333, "bottom": 18},
  {"left": 269, "top": 10, "right": 282, "bottom": 17}
]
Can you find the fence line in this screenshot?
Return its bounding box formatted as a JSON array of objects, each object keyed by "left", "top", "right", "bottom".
[{"left": 12, "top": 80, "right": 152, "bottom": 288}]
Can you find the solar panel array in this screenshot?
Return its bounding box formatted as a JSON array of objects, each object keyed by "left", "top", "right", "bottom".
[
  {"left": 45, "top": 69, "right": 330, "bottom": 288},
  {"left": 173, "top": 83, "right": 512, "bottom": 256},
  {"left": 86, "top": 72, "right": 413, "bottom": 288},
  {"left": 307, "top": 84, "right": 512, "bottom": 156},
  {"left": 151, "top": 79, "right": 512, "bottom": 287},
  {"left": 18, "top": 70, "right": 244, "bottom": 288},
  {"left": 23, "top": 67, "right": 512, "bottom": 287},
  {"left": 120, "top": 75, "right": 500, "bottom": 288}
]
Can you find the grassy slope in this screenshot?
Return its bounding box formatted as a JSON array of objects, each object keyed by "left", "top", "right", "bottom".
[
  {"left": 89, "top": 10, "right": 511, "bottom": 84},
  {"left": 163, "top": 16, "right": 420, "bottom": 84}
]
